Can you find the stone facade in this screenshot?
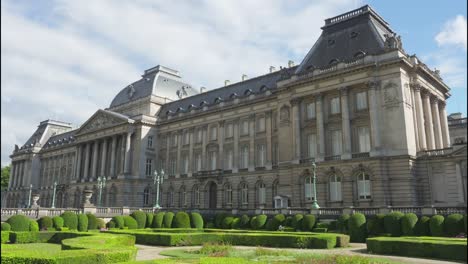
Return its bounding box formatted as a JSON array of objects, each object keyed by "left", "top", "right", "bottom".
[{"left": 5, "top": 5, "right": 467, "bottom": 210}]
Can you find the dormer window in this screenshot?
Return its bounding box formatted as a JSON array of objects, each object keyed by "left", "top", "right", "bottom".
[
  {"left": 166, "top": 110, "right": 174, "bottom": 116},
  {"left": 354, "top": 51, "right": 366, "bottom": 58},
  {"left": 200, "top": 101, "right": 208, "bottom": 107},
  {"left": 244, "top": 89, "right": 253, "bottom": 96},
  {"left": 259, "top": 85, "right": 269, "bottom": 93},
  {"left": 214, "top": 97, "right": 223, "bottom": 104},
  {"left": 329, "top": 59, "right": 339, "bottom": 65},
  {"left": 176, "top": 107, "right": 184, "bottom": 113},
  {"left": 188, "top": 104, "right": 196, "bottom": 110},
  {"left": 230, "top": 93, "right": 238, "bottom": 99}
]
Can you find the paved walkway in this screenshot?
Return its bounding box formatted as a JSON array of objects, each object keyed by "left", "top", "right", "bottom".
[{"left": 135, "top": 243, "right": 463, "bottom": 264}]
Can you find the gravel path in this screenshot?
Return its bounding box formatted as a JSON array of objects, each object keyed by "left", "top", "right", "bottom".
[{"left": 135, "top": 243, "right": 463, "bottom": 264}]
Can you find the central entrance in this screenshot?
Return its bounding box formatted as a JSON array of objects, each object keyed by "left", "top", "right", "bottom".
[{"left": 208, "top": 182, "right": 217, "bottom": 209}]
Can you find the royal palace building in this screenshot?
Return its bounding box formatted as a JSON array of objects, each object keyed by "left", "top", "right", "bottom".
[{"left": 5, "top": 5, "right": 467, "bottom": 211}]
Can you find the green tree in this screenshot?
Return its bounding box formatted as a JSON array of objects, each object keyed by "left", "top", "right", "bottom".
[{"left": 1, "top": 165, "right": 10, "bottom": 189}]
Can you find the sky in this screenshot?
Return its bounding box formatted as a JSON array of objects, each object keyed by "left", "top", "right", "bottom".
[{"left": 1, "top": 0, "right": 467, "bottom": 166}]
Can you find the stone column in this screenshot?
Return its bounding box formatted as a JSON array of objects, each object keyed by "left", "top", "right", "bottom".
[
  {"left": 265, "top": 111, "right": 273, "bottom": 170},
  {"left": 340, "top": 87, "right": 351, "bottom": 159},
  {"left": 368, "top": 81, "right": 381, "bottom": 156},
  {"left": 74, "top": 145, "right": 82, "bottom": 182},
  {"left": 110, "top": 136, "right": 117, "bottom": 178},
  {"left": 315, "top": 94, "right": 325, "bottom": 162},
  {"left": 188, "top": 128, "right": 194, "bottom": 177},
  {"left": 91, "top": 140, "right": 99, "bottom": 181},
  {"left": 248, "top": 114, "right": 255, "bottom": 171},
  {"left": 233, "top": 119, "right": 239, "bottom": 173},
  {"left": 100, "top": 138, "right": 108, "bottom": 177},
  {"left": 218, "top": 121, "right": 225, "bottom": 170},
  {"left": 410, "top": 86, "right": 420, "bottom": 151},
  {"left": 165, "top": 133, "right": 170, "bottom": 173},
  {"left": 431, "top": 97, "right": 443, "bottom": 149},
  {"left": 202, "top": 126, "right": 208, "bottom": 170},
  {"left": 120, "top": 134, "right": 126, "bottom": 174},
  {"left": 19, "top": 161, "right": 24, "bottom": 187},
  {"left": 438, "top": 101, "right": 451, "bottom": 148},
  {"left": 291, "top": 98, "right": 301, "bottom": 163},
  {"left": 124, "top": 131, "right": 133, "bottom": 174},
  {"left": 413, "top": 85, "right": 427, "bottom": 150},
  {"left": 176, "top": 131, "right": 182, "bottom": 178},
  {"left": 8, "top": 162, "right": 15, "bottom": 189},
  {"left": 83, "top": 142, "right": 90, "bottom": 182},
  {"left": 422, "top": 92, "right": 435, "bottom": 149}
]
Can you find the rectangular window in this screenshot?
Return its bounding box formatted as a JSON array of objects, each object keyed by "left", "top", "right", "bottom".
[
  {"left": 197, "top": 129, "right": 203, "bottom": 143},
  {"left": 195, "top": 154, "right": 202, "bottom": 172},
  {"left": 331, "top": 130, "right": 342, "bottom": 155},
  {"left": 257, "top": 117, "right": 265, "bottom": 132},
  {"left": 210, "top": 151, "right": 217, "bottom": 170},
  {"left": 306, "top": 102, "right": 316, "bottom": 119},
  {"left": 308, "top": 134, "right": 317, "bottom": 158},
  {"left": 305, "top": 181, "right": 313, "bottom": 199},
  {"left": 226, "top": 123, "right": 233, "bottom": 138},
  {"left": 242, "top": 120, "right": 249, "bottom": 135},
  {"left": 169, "top": 159, "right": 176, "bottom": 176},
  {"left": 145, "top": 159, "right": 153, "bottom": 176},
  {"left": 330, "top": 97, "right": 341, "bottom": 114},
  {"left": 241, "top": 146, "right": 249, "bottom": 168},
  {"left": 225, "top": 150, "right": 233, "bottom": 169},
  {"left": 181, "top": 155, "right": 188, "bottom": 174},
  {"left": 172, "top": 134, "right": 178, "bottom": 146},
  {"left": 358, "top": 181, "right": 371, "bottom": 199},
  {"left": 184, "top": 131, "right": 190, "bottom": 145},
  {"left": 358, "top": 126, "right": 371, "bottom": 153},
  {"left": 210, "top": 126, "right": 217, "bottom": 141},
  {"left": 259, "top": 186, "right": 266, "bottom": 204},
  {"left": 147, "top": 136, "right": 153, "bottom": 148},
  {"left": 257, "top": 144, "right": 265, "bottom": 167},
  {"left": 356, "top": 91, "right": 368, "bottom": 111}
]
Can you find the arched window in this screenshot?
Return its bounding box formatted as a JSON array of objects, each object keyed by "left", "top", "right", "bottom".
[
  {"left": 179, "top": 186, "right": 186, "bottom": 207},
  {"left": 257, "top": 182, "right": 266, "bottom": 205},
  {"left": 224, "top": 183, "right": 232, "bottom": 205},
  {"left": 329, "top": 174, "right": 342, "bottom": 201},
  {"left": 192, "top": 185, "right": 200, "bottom": 207},
  {"left": 240, "top": 183, "right": 248, "bottom": 205},
  {"left": 304, "top": 176, "right": 315, "bottom": 201},
  {"left": 357, "top": 172, "right": 371, "bottom": 200},
  {"left": 143, "top": 187, "right": 150, "bottom": 206}
]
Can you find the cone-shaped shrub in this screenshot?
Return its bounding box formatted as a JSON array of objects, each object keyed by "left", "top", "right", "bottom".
[
  {"left": 269, "top": 214, "right": 286, "bottom": 231},
  {"left": 60, "top": 211, "right": 78, "bottom": 230},
  {"left": 123, "top": 215, "right": 138, "bottom": 229},
  {"left": 96, "top": 218, "right": 106, "bottom": 229},
  {"left": 77, "top": 213, "right": 88, "bottom": 232},
  {"left": 111, "top": 216, "right": 125, "bottom": 229},
  {"left": 337, "top": 214, "right": 350, "bottom": 233},
  {"left": 7, "top": 215, "right": 31, "bottom": 231},
  {"left": 86, "top": 213, "right": 98, "bottom": 230},
  {"left": 384, "top": 211, "right": 404, "bottom": 237},
  {"left": 190, "top": 212, "right": 204, "bottom": 229},
  {"left": 292, "top": 214, "right": 303, "bottom": 230},
  {"left": 240, "top": 215, "right": 250, "bottom": 228},
  {"left": 163, "top": 212, "right": 174, "bottom": 228},
  {"left": 38, "top": 216, "right": 53, "bottom": 230},
  {"left": 174, "top": 212, "right": 191, "bottom": 228},
  {"left": 302, "top": 214, "right": 316, "bottom": 232},
  {"left": 29, "top": 220, "right": 39, "bottom": 231},
  {"left": 401, "top": 213, "right": 418, "bottom": 236},
  {"left": 367, "top": 214, "right": 385, "bottom": 236},
  {"left": 222, "top": 216, "right": 234, "bottom": 229},
  {"left": 52, "top": 216, "right": 64, "bottom": 229},
  {"left": 430, "top": 215, "right": 445, "bottom": 237},
  {"left": 130, "top": 211, "right": 147, "bottom": 229},
  {"left": 1, "top": 222, "right": 11, "bottom": 231},
  {"left": 231, "top": 217, "right": 241, "bottom": 229},
  {"left": 153, "top": 212, "right": 165, "bottom": 228},
  {"left": 445, "top": 213, "right": 464, "bottom": 236},
  {"left": 106, "top": 220, "right": 116, "bottom": 228},
  {"left": 146, "top": 213, "right": 154, "bottom": 228},
  {"left": 414, "top": 216, "right": 430, "bottom": 236},
  {"left": 348, "top": 213, "right": 367, "bottom": 242}
]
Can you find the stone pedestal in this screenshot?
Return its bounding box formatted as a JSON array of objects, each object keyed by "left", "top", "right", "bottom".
[{"left": 83, "top": 189, "right": 94, "bottom": 207}]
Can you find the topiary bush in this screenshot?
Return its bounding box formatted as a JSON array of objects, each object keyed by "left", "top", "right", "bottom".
[
  {"left": 414, "top": 216, "right": 430, "bottom": 236},
  {"left": 215, "top": 213, "right": 228, "bottom": 228},
  {"left": 445, "top": 213, "right": 464, "bottom": 236},
  {"left": 61, "top": 211, "right": 78, "bottom": 230},
  {"left": 384, "top": 211, "right": 404, "bottom": 237},
  {"left": 52, "top": 216, "right": 64, "bottom": 229},
  {"left": 107, "top": 220, "right": 116, "bottom": 228},
  {"left": 146, "top": 213, "right": 154, "bottom": 228},
  {"left": 348, "top": 213, "right": 367, "bottom": 242},
  {"left": 29, "top": 220, "right": 39, "bottom": 231},
  {"left": 401, "top": 213, "right": 418, "bottom": 236},
  {"left": 153, "top": 212, "right": 165, "bottom": 228},
  {"left": 163, "top": 212, "right": 175, "bottom": 228},
  {"left": 7, "top": 215, "right": 31, "bottom": 231},
  {"left": 86, "top": 213, "right": 98, "bottom": 230},
  {"left": 190, "top": 212, "right": 204, "bottom": 229},
  {"left": 174, "top": 212, "right": 191, "bottom": 228},
  {"left": 367, "top": 214, "right": 385, "bottom": 236},
  {"left": 96, "top": 218, "right": 106, "bottom": 229},
  {"left": 38, "top": 216, "right": 53, "bottom": 230},
  {"left": 292, "top": 214, "right": 304, "bottom": 230},
  {"left": 111, "top": 216, "right": 125, "bottom": 229},
  {"left": 269, "top": 214, "right": 286, "bottom": 231},
  {"left": 429, "top": 215, "right": 445, "bottom": 237},
  {"left": 231, "top": 217, "right": 241, "bottom": 229},
  {"left": 130, "top": 211, "right": 147, "bottom": 229},
  {"left": 302, "top": 214, "right": 316, "bottom": 232},
  {"left": 337, "top": 214, "right": 350, "bottom": 233},
  {"left": 250, "top": 216, "right": 257, "bottom": 229},
  {"left": 123, "top": 215, "right": 138, "bottom": 229},
  {"left": 222, "top": 216, "right": 234, "bottom": 229},
  {"left": 240, "top": 215, "right": 250, "bottom": 228},
  {"left": 465, "top": 215, "right": 467, "bottom": 233},
  {"left": 77, "top": 213, "right": 88, "bottom": 232},
  {"left": 284, "top": 216, "right": 293, "bottom": 227},
  {"left": 1, "top": 222, "right": 11, "bottom": 231},
  {"left": 252, "top": 215, "right": 268, "bottom": 230}
]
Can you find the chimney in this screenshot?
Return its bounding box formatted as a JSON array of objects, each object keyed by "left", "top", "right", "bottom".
[
  {"left": 225, "top": 80, "right": 230, "bottom": 86},
  {"left": 288, "top": 60, "right": 294, "bottom": 67},
  {"left": 200, "top": 86, "right": 206, "bottom": 93},
  {"left": 242, "top": 74, "right": 248, "bottom": 81},
  {"left": 269, "top": 66, "right": 276, "bottom": 73}
]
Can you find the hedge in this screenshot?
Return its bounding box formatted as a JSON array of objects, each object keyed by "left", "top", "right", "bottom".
[
  {"left": 366, "top": 214, "right": 385, "bottom": 236},
  {"left": 269, "top": 214, "right": 286, "bottom": 231},
  {"left": 222, "top": 216, "right": 234, "bottom": 229},
  {"left": 292, "top": 214, "right": 303, "bottom": 230},
  {"left": 190, "top": 212, "right": 204, "bottom": 229},
  {"left": 61, "top": 211, "right": 78, "bottom": 230},
  {"left": 146, "top": 213, "right": 154, "bottom": 228},
  {"left": 231, "top": 217, "right": 241, "bottom": 229},
  {"left": 130, "top": 211, "right": 147, "bottom": 229},
  {"left": 250, "top": 216, "right": 257, "bottom": 229},
  {"left": 123, "top": 216, "right": 138, "bottom": 229},
  {"left": 430, "top": 215, "right": 445, "bottom": 237},
  {"left": 2, "top": 222, "right": 11, "bottom": 231},
  {"left": 1, "top": 231, "right": 9, "bottom": 243},
  {"left": 6, "top": 215, "right": 31, "bottom": 231},
  {"left": 284, "top": 216, "right": 293, "bottom": 227},
  {"left": 240, "top": 215, "right": 250, "bottom": 228},
  {"left": 414, "top": 216, "right": 431, "bottom": 236},
  {"left": 153, "top": 212, "right": 165, "bottom": 228},
  {"left": 174, "top": 212, "right": 191, "bottom": 228},
  {"left": 112, "top": 216, "right": 125, "bottom": 229},
  {"left": 215, "top": 213, "right": 228, "bottom": 228},
  {"left": 163, "top": 212, "right": 175, "bottom": 228},
  {"left": 367, "top": 236, "right": 467, "bottom": 261},
  {"left": 337, "top": 214, "right": 350, "bottom": 233},
  {"left": 348, "top": 213, "right": 367, "bottom": 242},
  {"left": 252, "top": 215, "right": 268, "bottom": 230},
  {"left": 312, "top": 228, "right": 328, "bottom": 233},
  {"left": 29, "top": 220, "right": 39, "bottom": 231},
  {"left": 302, "top": 215, "right": 316, "bottom": 232},
  {"left": 465, "top": 215, "right": 467, "bottom": 233},
  {"left": 96, "top": 218, "right": 106, "bottom": 229},
  {"left": 52, "top": 216, "right": 64, "bottom": 229},
  {"left": 445, "top": 213, "right": 464, "bottom": 237},
  {"left": 38, "top": 216, "right": 53, "bottom": 230},
  {"left": 77, "top": 214, "right": 89, "bottom": 232},
  {"left": 107, "top": 221, "right": 116, "bottom": 228},
  {"left": 401, "top": 213, "right": 418, "bottom": 236},
  {"left": 384, "top": 211, "right": 404, "bottom": 237}
]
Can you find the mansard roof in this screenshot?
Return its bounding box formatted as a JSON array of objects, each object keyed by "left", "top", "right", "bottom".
[{"left": 43, "top": 129, "right": 77, "bottom": 149}]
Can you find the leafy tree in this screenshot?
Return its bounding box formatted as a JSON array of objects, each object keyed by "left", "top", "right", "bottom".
[{"left": 1, "top": 165, "right": 10, "bottom": 189}]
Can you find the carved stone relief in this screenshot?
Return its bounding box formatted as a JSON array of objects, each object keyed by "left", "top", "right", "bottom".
[
  {"left": 79, "top": 112, "right": 126, "bottom": 134},
  {"left": 279, "top": 105, "right": 290, "bottom": 122},
  {"left": 383, "top": 81, "right": 399, "bottom": 104}
]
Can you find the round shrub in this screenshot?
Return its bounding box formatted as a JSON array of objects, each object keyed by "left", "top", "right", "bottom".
[
  {"left": 292, "top": 214, "right": 304, "bottom": 230},
  {"left": 284, "top": 216, "right": 293, "bottom": 227},
  {"left": 430, "top": 215, "right": 445, "bottom": 237},
  {"left": 222, "top": 216, "right": 234, "bottom": 229},
  {"left": 7, "top": 214, "right": 31, "bottom": 231},
  {"left": 174, "top": 212, "right": 191, "bottom": 228},
  {"left": 414, "top": 216, "right": 431, "bottom": 236},
  {"left": 240, "top": 215, "right": 250, "bottom": 228},
  {"left": 86, "top": 213, "right": 98, "bottom": 230},
  {"left": 29, "top": 220, "right": 39, "bottom": 231},
  {"left": 153, "top": 212, "right": 165, "bottom": 228},
  {"left": 445, "top": 213, "right": 464, "bottom": 236},
  {"left": 60, "top": 211, "right": 78, "bottom": 230},
  {"left": 96, "top": 218, "right": 106, "bottom": 229},
  {"left": 401, "top": 213, "right": 418, "bottom": 236},
  {"left": 111, "top": 216, "right": 125, "bottom": 229},
  {"left": 190, "top": 212, "right": 204, "bottom": 229},
  {"left": 38, "top": 216, "right": 53, "bottom": 230},
  {"left": 337, "top": 214, "right": 350, "bottom": 233},
  {"left": 348, "top": 213, "right": 367, "bottom": 242},
  {"left": 252, "top": 215, "right": 268, "bottom": 230},
  {"left": 265, "top": 218, "right": 274, "bottom": 231},
  {"left": 146, "top": 213, "right": 154, "bottom": 228},
  {"left": 163, "top": 212, "right": 175, "bottom": 228},
  {"left": 123, "top": 215, "right": 138, "bottom": 229},
  {"left": 250, "top": 216, "right": 257, "bottom": 229},
  {"left": 384, "top": 211, "right": 404, "bottom": 237},
  {"left": 1, "top": 222, "right": 11, "bottom": 231},
  {"left": 215, "top": 213, "right": 228, "bottom": 228},
  {"left": 301, "top": 214, "right": 316, "bottom": 232},
  {"left": 77, "top": 213, "right": 88, "bottom": 232},
  {"left": 269, "top": 214, "right": 286, "bottom": 231},
  {"left": 52, "top": 216, "right": 64, "bottom": 229},
  {"left": 130, "top": 211, "right": 147, "bottom": 229},
  {"left": 231, "top": 217, "right": 241, "bottom": 229},
  {"left": 106, "top": 220, "right": 116, "bottom": 228},
  {"left": 366, "top": 214, "right": 385, "bottom": 236}
]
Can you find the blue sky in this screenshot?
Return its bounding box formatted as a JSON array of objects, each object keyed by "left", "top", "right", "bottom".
[{"left": 1, "top": 0, "right": 467, "bottom": 166}]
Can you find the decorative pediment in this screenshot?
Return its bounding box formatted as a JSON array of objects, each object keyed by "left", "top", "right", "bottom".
[{"left": 76, "top": 110, "right": 132, "bottom": 135}]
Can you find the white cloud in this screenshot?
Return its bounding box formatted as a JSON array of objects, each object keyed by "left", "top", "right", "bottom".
[{"left": 435, "top": 15, "right": 467, "bottom": 50}]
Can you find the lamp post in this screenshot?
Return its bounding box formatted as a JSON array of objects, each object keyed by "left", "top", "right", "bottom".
[
  {"left": 311, "top": 162, "right": 320, "bottom": 209},
  {"left": 153, "top": 169, "right": 164, "bottom": 209},
  {"left": 27, "top": 184, "right": 32, "bottom": 208},
  {"left": 97, "top": 176, "right": 107, "bottom": 207},
  {"left": 51, "top": 181, "right": 57, "bottom": 209}
]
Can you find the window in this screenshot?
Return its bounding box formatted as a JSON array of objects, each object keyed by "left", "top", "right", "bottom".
[
  {"left": 180, "top": 187, "right": 186, "bottom": 207},
  {"left": 210, "top": 126, "right": 217, "bottom": 141},
  {"left": 330, "top": 97, "right": 341, "bottom": 114},
  {"left": 147, "top": 136, "right": 153, "bottom": 148},
  {"left": 168, "top": 188, "right": 174, "bottom": 206},
  {"left": 197, "top": 129, "right": 203, "bottom": 143},
  {"left": 181, "top": 155, "right": 188, "bottom": 174},
  {"left": 240, "top": 183, "right": 248, "bottom": 205},
  {"left": 358, "top": 126, "right": 371, "bottom": 153},
  {"left": 172, "top": 134, "right": 178, "bottom": 146},
  {"left": 273, "top": 143, "right": 278, "bottom": 165},
  {"left": 241, "top": 145, "right": 249, "bottom": 168},
  {"left": 242, "top": 120, "right": 249, "bottom": 135},
  {"left": 306, "top": 102, "right": 316, "bottom": 119},
  {"left": 304, "top": 176, "right": 315, "bottom": 200},
  {"left": 195, "top": 154, "right": 202, "bottom": 171},
  {"left": 143, "top": 187, "right": 150, "bottom": 206},
  {"left": 356, "top": 91, "right": 368, "bottom": 110},
  {"left": 225, "top": 184, "right": 232, "bottom": 205},
  {"left": 257, "top": 117, "right": 265, "bottom": 132},
  {"left": 193, "top": 185, "right": 200, "bottom": 206},
  {"left": 272, "top": 180, "right": 278, "bottom": 201},
  {"left": 329, "top": 174, "right": 342, "bottom": 201},
  {"left": 169, "top": 159, "right": 176, "bottom": 176},
  {"left": 209, "top": 151, "right": 217, "bottom": 170},
  {"left": 257, "top": 144, "right": 265, "bottom": 167},
  {"left": 183, "top": 131, "right": 190, "bottom": 145},
  {"left": 357, "top": 173, "right": 371, "bottom": 200},
  {"left": 226, "top": 123, "right": 233, "bottom": 138},
  {"left": 331, "top": 130, "right": 342, "bottom": 155},
  {"left": 258, "top": 183, "right": 266, "bottom": 205},
  {"left": 307, "top": 134, "right": 317, "bottom": 158},
  {"left": 145, "top": 159, "right": 153, "bottom": 176},
  {"left": 225, "top": 150, "right": 233, "bottom": 169}
]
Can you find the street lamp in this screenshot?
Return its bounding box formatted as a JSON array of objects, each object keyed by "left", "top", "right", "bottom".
[
  {"left": 153, "top": 169, "right": 164, "bottom": 209},
  {"left": 97, "top": 176, "right": 107, "bottom": 207},
  {"left": 27, "top": 184, "right": 32, "bottom": 208},
  {"left": 311, "top": 162, "right": 320, "bottom": 209},
  {"left": 51, "top": 181, "right": 57, "bottom": 209}
]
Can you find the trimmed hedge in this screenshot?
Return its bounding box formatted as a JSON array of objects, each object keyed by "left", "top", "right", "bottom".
[
  {"left": 123, "top": 216, "right": 138, "bottom": 229},
  {"left": 77, "top": 214, "right": 88, "bottom": 232},
  {"left": 29, "top": 220, "right": 39, "bottom": 231},
  {"left": 430, "top": 215, "right": 445, "bottom": 237},
  {"left": 174, "top": 212, "right": 191, "bottom": 228},
  {"left": 52, "top": 216, "right": 64, "bottom": 229},
  {"left": 86, "top": 213, "right": 98, "bottom": 230},
  {"left": 252, "top": 215, "right": 268, "bottom": 230},
  {"left": 367, "top": 236, "right": 467, "bottom": 261},
  {"left": 153, "top": 212, "right": 165, "bottom": 228},
  {"left": 61, "top": 211, "right": 78, "bottom": 230},
  {"left": 240, "top": 215, "right": 250, "bottom": 228},
  {"left": 292, "top": 214, "right": 303, "bottom": 230},
  {"left": 146, "top": 213, "right": 154, "bottom": 228},
  {"left": 445, "top": 213, "right": 464, "bottom": 236},
  {"left": 130, "top": 211, "right": 147, "bottom": 229},
  {"left": 38, "top": 216, "right": 53, "bottom": 230},
  {"left": 414, "top": 216, "right": 431, "bottom": 236},
  {"left": 112, "top": 216, "right": 125, "bottom": 229},
  {"left": 215, "top": 213, "right": 228, "bottom": 228},
  {"left": 190, "top": 212, "right": 204, "bottom": 229},
  {"left": 222, "top": 216, "right": 234, "bottom": 229},
  {"left": 465, "top": 215, "right": 467, "bottom": 233},
  {"left": 6, "top": 215, "right": 31, "bottom": 231},
  {"left": 301, "top": 214, "right": 316, "bottom": 232},
  {"left": 163, "top": 212, "right": 175, "bottom": 228},
  {"left": 384, "top": 211, "right": 404, "bottom": 237},
  {"left": 107, "top": 221, "right": 116, "bottom": 228},
  {"left": 1, "top": 231, "right": 9, "bottom": 243},
  {"left": 284, "top": 216, "right": 293, "bottom": 227},
  {"left": 366, "top": 214, "right": 385, "bottom": 236},
  {"left": 337, "top": 214, "right": 350, "bottom": 233},
  {"left": 231, "top": 217, "right": 241, "bottom": 229},
  {"left": 2, "top": 222, "right": 11, "bottom": 231},
  {"left": 269, "top": 214, "right": 286, "bottom": 231},
  {"left": 348, "top": 213, "right": 367, "bottom": 242},
  {"left": 401, "top": 213, "right": 418, "bottom": 236},
  {"left": 96, "top": 218, "right": 106, "bottom": 229}
]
